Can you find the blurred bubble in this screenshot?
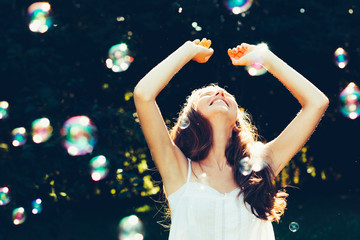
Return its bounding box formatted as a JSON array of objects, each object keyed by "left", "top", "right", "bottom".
[
  {"left": 32, "top": 118, "right": 53, "bottom": 143},
  {"left": 250, "top": 141, "right": 266, "bottom": 172},
  {"left": 118, "top": 215, "right": 145, "bottom": 240},
  {"left": 90, "top": 155, "right": 109, "bottom": 181},
  {"left": 224, "top": 0, "right": 253, "bottom": 15},
  {"left": 179, "top": 116, "right": 190, "bottom": 129},
  {"left": 61, "top": 116, "right": 97, "bottom": 156},
  {"left": 239, "top": 157, "right": 252, "bottom": 176},
  {"left": 0, "top": 101, "right": 9, "bottom": 119},
  {"left": 340, "top": 82, "right": 360, "bottom": 120},
  {"left": 334, "top": 47, "right": 348, "bottom": 69},
  {"left": 245, "top": 63, "right": 267, "bottom": 76},
  {"left": 28, "top": 2, "right": 52, "bottom": 33},
  {"left": 289, "top": 222, "right": 299, "bottom": 232},
  {"left": 12, "top": 127, "right": 27, "bottom": 147},
  {"left": 0, "top": 187, "right": 10, "bottom": 206},
  {"left": 31, "top": 198, "right": 42, "bottom": 214},
  {"left": 12, "top": 207, "right": 26, "bottom": 225},
  {"left": 106, "top": 43, "right": 134, "bottom": 72}
]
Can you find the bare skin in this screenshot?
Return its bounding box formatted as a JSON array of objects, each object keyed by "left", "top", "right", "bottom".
[{"left": 134, "top": 38, "right": 329, "bottom": 197}]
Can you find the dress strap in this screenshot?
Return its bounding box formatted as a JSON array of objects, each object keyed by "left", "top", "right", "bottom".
[{"left": 186, "top": 158, "right": 192, "bottom": 183}]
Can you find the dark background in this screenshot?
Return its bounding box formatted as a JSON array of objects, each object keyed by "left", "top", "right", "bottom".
[{"left": 0, "top": 0, "right": 359, "bottom": 239}]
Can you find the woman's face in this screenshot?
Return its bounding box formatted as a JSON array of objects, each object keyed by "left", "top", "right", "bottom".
[{"left": 194, "top": 86, "right": 238, "bottom": 125}]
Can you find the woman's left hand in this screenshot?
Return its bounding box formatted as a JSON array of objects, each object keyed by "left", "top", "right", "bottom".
[{"left": 228, "top": 43, "right": 269, "bottom": 66}]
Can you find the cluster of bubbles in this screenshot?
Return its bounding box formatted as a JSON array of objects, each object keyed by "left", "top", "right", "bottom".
[
  {"left": 32, "top": 118, "right": 53, "bottom": 143},
  {"left": 340, "top": 82, "right": 360, "bottom": 120},
  {"left": 60, "top": 115, "right": 97, "bottom": 156},
  {"left": 0, "top": 101, "right": 9, "bottom": 119},
  {"left": 289, "top": 222, "right": 300, "bottom": 232},
  {"left": 0, "top": 187, "right": 10, "bottom": 206},
  {"left": 90, "top": 155, "right": 109, "bottom": 181},
  {"left": 31, "top": 198, "right": 43, "bottom": 214},
  {"left": 118, "top": 215, "right": 145, "bottom": 240},
  {"left": 334, "top": 47, "right": 348, "bottom": 69},
  {"left": 12, "top": 207, "right": 26, "bottom": 225},
  {"left": 179, "top": 116, "right": 190, "bottom": 129},
  {"left": 106, "top": 43, "right": 134, "bottom": 72},
  {"left": 11, "top": 127, "right": 27, "bottom": 147},
  {"left": 224, "top": 0, "right": 253, "bottom": 15},
  {"left": 28, "top": 2, "right": 52, "bottom": 33}
]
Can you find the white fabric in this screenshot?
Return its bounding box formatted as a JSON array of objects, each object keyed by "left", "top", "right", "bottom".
[{"left": 167, "top": 159, "right": 275, "bottom": 240}]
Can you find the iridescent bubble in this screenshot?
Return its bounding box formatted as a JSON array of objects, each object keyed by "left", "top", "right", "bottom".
[
  {"left": 90, "top": 155, "right": 109, "bottom": 181},
  {"left": 0, "top": 101, "right": 9, "bottom": 120},
  {"left": 239, "top": 157, "right": 252, "bottom": 176},
  {"left": 31, "top": 198, "right": 42, "bottom": 214},
  {"left": 340, "top": 82, "right": 360, "bottom": 120},
  {"left": 118, "top": 215, "right": 145, "bottom": 240},
  {"left": 12, "top": 207, "right": 26, "bottom": 225},
  {"left": 245, "top": 62, "right": 267, "bottom": 76},
  {"left": 289, "top": 222, "right": 299, "bottom": 232},
  {"left": 12, "top": 127, "right": 27, "bottom": 147},
  {"left": 60, "top": 116, "right": 97, "bottom": 156},
  {"left": 0, "top": 187, "right": 10, "bottom": 206},
  {"left": 106, "top": 43, "right": 134, "bottom": 73},
  {"left": 32, "top": 118, "right": 53, "bottom": 143},
  {"left": 224, "top": 0, "right": 253, "bottom": 15},
  {"left": 28, "top": 2, "right": 53, "bottom": 33},
  {"left": 334, "top": 47, "right": 348, "bottom": 69},
  {"left": 179, "top": 116, "right": 190, "bottom": 129}
]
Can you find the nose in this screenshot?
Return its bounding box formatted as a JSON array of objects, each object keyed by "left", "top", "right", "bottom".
[{"left": 215, "top": 90, "right": 225, "bottom": 97}]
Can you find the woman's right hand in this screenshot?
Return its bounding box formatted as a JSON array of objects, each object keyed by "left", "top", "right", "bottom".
[{"left": 191, "top": 38, "right": 214, "bottom": 63}]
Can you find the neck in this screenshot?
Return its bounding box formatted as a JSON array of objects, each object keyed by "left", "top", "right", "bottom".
[{"left": 202, "top": 120, "right": 233, "bottom": 170}]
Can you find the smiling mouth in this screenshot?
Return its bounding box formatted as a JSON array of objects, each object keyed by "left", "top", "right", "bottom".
[{"left": 210, "top": 99, "right": 229, "bottom": 107}]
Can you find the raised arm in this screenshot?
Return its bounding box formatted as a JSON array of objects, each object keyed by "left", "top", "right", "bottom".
[
  {"left": 229, "top": 43, "right": 329, "bottom": 176},
  {"left": 134, "top": 39, "right": 213, "bottom": 195}
]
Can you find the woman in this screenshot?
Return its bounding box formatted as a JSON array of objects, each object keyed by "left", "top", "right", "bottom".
[{"left": 134, "top": 38, "right": 328, "bottom": 239}]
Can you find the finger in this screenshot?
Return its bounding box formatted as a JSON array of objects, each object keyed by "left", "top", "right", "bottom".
[
  {"left": 227, "top": 49, "right": 233, "bottom": 57},
  {"left": 193, "top": 39, "right": 200, "bottom": 45},
  {"left": 206, "top": 39, "right": 212, "bottom": 48}
]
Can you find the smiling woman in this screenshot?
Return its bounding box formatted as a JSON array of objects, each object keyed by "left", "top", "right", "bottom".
[{"left": 133, "top": 38, "right": 328, "bottom": 240}]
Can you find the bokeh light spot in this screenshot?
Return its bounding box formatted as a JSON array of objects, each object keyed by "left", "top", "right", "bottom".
[{"left": 225, "top": 0, "right": 253, "bottom": 15}]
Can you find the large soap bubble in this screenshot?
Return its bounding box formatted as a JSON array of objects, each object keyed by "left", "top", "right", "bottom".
[
  {"left": 28, "top": 2, "right": 53, "bottom": 33},
  {"left": 61, "top": 116, "right": 97, "bottom": 156},
  {"left": 340, "top": 82, "right": 360, "bottom": 120},
  {"left": 106, "top": 43, "right": 134, "bottom": 73}
]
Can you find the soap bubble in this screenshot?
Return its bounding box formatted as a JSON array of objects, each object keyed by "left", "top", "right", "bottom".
[
  {"left": 90, "top": 155, "right": 109, "bottom": 181},
  {"left": 339, "top": 82, "right": 360, "bottom": 120},
  {"left": 12, "top": 127, "right": 27, "bottom": 147},
  {"left": 179, "top": 116, "right": 190, "bottom": 129},
  {"left": 32, "top": 118, "right": 53, "bottom": 143},
  {"left": 239, "top": 157, "right": 252, "bottom": 176},
  {"left": 0, "top": 101, "right": 9, "bottom": 119},
  {"left": 106, "top": 43, "right": 134, "bottom": 72},
  {"left": 61, "top": 116, "right": 97, "bottom": 156},
  {"left": 118, "top": 215, "right": 145, "bottom": 240},
  {"left": 245, "top": 62, "right": 267, "bottom": 76},
  {"left": 12, "top": 207, "right": 26, "bottom": 225},
  {"left": 289, "top": 222, "right": 299, "bottom": 232},
  {"left": 334, "top": 47, "right": 348, "bottom": 69},
  {"left": 250, "top": 141, "right": 267, "bottom": 172},
  {"left": 31, "top": 198, "right": 43, "bottom": 214},
  {"left": 0, "top": 187, "right": 10, "bottom": 206},
  {"left": 225, "top": 0, "right": 253, "bottom": 15},
  {"left": 28, "top": 2, "right": 53, "bottom": 33}
]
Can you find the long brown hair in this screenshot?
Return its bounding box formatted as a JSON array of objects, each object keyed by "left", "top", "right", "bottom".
[{"left": 169, "top": 84, "right": 287, "bottom": 222}]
